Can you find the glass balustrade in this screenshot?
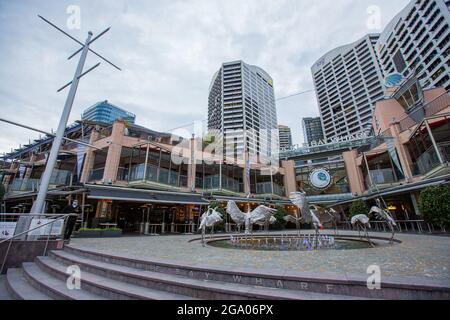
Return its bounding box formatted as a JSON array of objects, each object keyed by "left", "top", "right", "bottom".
[
  {"left": 89, "top": 168, "right": 105, "bottom": 181},
  {"left": 128, "top": 164, "right": 186, "bottom": 188}
]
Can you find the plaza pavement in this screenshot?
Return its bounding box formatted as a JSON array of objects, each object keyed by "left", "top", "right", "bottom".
[{"left": 70, "top": 231, "right": 450, "bottom": 280}]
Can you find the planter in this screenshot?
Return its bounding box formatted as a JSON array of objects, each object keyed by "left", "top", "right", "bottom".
[
  {"left": 101, "top": 230, "right": 122, "bottom": 238},
  {"left": 75, "top": 230, "right": 122, "bottom": 238}
]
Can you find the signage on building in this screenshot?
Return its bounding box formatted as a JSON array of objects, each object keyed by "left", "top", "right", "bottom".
[
  {"left": 309, "top": 168, "right": 332, "bottom": 190},
  {"left": 0, "top": 222, "right": 17, "bottom": 239},
  {"left": 316, "top": 58, "right": 326, "bottom": 68},
  {"left": 307, "top": 131, "right": 370, "bottom": 148},
  {"left": 384, "top": 73, "right": 404, "bottom": 88}
]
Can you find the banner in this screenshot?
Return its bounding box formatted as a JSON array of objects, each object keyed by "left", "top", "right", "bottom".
[
  {"left": 76, "top": 142, "right": 87, "bottom": 178},
  {"left": 18, "top": 165, "right": 26, "bottom": 179},
  {"left": 245, "top": 157, "right": 251, "bottom": 195},
  {"left": 28, "top": 218, "right": 64, "bottom": 236},
  {"left": 0, "top": 222, "right": 17, "bottom": 239},
  {"left": 385, "top": 138, "right": 405, "bottom": 177}
]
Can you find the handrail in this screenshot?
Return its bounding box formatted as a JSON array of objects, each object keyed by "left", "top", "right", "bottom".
[
  {"left": 398, "top": 90, "right": 450, "bottom": 131},
  {"left": 0, "top": 213, "right": 76, "bottom": 274}
]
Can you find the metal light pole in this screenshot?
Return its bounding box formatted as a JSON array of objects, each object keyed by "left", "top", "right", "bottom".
[
  {"left": 30, "top": 32, "right": 92, "bottom": 213},
  {"left": 25, "top": 15, "right": 121, "bottom": 215}
]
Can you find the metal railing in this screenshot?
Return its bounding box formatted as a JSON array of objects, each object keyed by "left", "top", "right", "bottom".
[
  {"left": 0, "top": 213, "right": 75, "bottom": 274},
  {"left": 144, "top": 222, "right": 197, "bottom": 235},
  {"left": 398, "top": 91, "right": 450, "bottom": 132},
  {"left": 410, "top": 142, "right": 450, "bottom": 176},
  {"left": 89, "top": 167, "right": 105, "bottom": 181},
  {"left": 338, "top": 219, "right": 446, "bottom": 234}
]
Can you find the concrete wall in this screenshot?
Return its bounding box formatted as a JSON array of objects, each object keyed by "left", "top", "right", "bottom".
[{"left": 0, "top": 240, "right": 64, "bottom": 274}]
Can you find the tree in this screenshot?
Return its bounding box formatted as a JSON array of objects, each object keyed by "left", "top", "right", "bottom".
[
  {"left": 207, "top": 201, "right": 226, "bottom": 232},
  {"left": 349, "top": 200, "right": 369, "bottom": 218},
  {"left": 419, "top": 185, "right": 450, "bottom": 228},
  {"left": 270, "top": 206, "right": 287, "bottom": 230}
]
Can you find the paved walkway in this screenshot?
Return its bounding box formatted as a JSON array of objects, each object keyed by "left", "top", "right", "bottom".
[{"left": 71, "top": 231, "right": 450, "bottom": 280}]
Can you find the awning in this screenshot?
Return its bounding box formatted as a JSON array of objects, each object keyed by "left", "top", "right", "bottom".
[
  {"left": 86, "top": 185, "right": 209, "bottom": 205},
  {"left": 212, "top": 195, "right": 291, "bottom": 205},
  {"left": 332, "top": 173, "right": 450, "bottom": 206}
]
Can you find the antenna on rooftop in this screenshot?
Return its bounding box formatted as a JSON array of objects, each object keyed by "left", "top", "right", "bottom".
[{"left": 31, "top": 15, "right": 122, "bottom": 214}]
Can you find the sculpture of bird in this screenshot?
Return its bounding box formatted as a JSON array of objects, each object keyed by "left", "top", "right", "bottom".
[
  {"left": 226, "top": 201, "right": 276, "bottom": 235},
  {"left": 199, "top": 207, "right": 223, "bottom": 246},
  {"left": 350, "top": 214, "right": 373, "bottom": 246},
  {"left": 369, "top": 202, "right": 397, "bottom": 244},
  {"left": 289, "top": 192, "right": 325, "bottom": 237},
  {"left": 324, "top": 207, "right": 340, "bottom": 235},
  {"left": 255, "top": 215, "right": 277, "bottom": 231}
]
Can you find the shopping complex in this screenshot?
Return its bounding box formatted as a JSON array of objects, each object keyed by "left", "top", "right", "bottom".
[
  {"left": 1, "top": 0, "right": 449, "bottom": 235},
  {"left": 1, "top": 76, "right": 449, "bottom": 234}
]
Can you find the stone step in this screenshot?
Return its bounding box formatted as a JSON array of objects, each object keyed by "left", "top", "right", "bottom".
[
  {"left": 49, "top": 250, "right": 366, "bottom": 300},
  {"left": 6, "top": 268, "right": 52, "bottom": 300},
  {"left": 0, "top": 275, "right": 13, "bottom": 300},
  {"left": 64, "top": 245, "right": 450, "bottom": 300},
  {"left": 35, "top": 256, "right": 196, "bottom": 300},
  {"left": 22, "top": 262, "right": 105, "bottom": 300}
]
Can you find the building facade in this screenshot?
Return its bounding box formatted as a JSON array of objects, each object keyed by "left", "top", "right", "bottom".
[
  {"left": 375, "top": 0, "right": 450, "bottom": 91},
  {"left": 302, "top": 117, "right": 325, "bottom": 145},
  {"left": 82, "top": 101, "right": 136, "bottom": 125},
  {"left": 311, "top": 34, "right": 385, "bottom": 140},
  {"left": 208, "top": 61, "right": 279, "bottom": 159},
  {"left": 1, "top": 119, "right": 297, "bottom": 234},
  {"left": 341, "top": 79, "right": 450, "bottom": 219},
  {"left": 278, "top": 125, "right": 293, "bottom": 151}
]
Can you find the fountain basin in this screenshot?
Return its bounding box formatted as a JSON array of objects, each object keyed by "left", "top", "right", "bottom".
[{"left": 207, "top": 235, "right": 375, "bottom": 251}]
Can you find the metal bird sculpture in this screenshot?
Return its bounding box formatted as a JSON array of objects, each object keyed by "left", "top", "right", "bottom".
[
  {"left": 324, "top": 207, "right": 340, "bottom": 235},
  {"left": 255, "top": 215, "right": 277, "bottom": 231},
  {"left": 199, "top": 207, "right": 223, "bottom": 246},
  {"left": 289, "top": 192, "right": 324, "bottom": 237},
  {"left": 283, "top": 214, "right": 301, "bottom": 236},
  {"left": 226, "top": 201, "right": 276, "bottom": 235},
  {"left": 351, "top": 214, "right": 373, "bottom": 246},
  {"left": 369, "top": 201, "right": 397, "bottom": 244}
]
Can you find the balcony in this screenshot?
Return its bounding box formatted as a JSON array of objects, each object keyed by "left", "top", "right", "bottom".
[
  {"left": 411, "top": 143, "right": 450, "bottom": 177},
  {"left": 255, "top": 182, "right": 285, "bottom": 197},
  {"left": 128, "top": 163, "right": 187, "bottom": 189},
  {"left": 89, "top": 168, "right": 105, "bottom": 181},
  {"left": 200, "top": 174, "right": 243, "bottom": 194},
  {"left": 7, "top": 179, "right": 40, "bottom": 192},
  {"left": 365, "top": 169, "right": 398, "bottom": 188},
  {"left": 6, "top": 169, "right": 73, "bottom": 194}
]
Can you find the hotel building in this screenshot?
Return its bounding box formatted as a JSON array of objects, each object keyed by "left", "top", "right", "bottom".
[
  {"left": 375, "top": 0, "right": 450, "bottom": 91},
  {"left": 208, "top": 61, "right": 279, "bottom": 160},
  {"left": 311, "top": 34, "right": 385, "bottom": 140}
]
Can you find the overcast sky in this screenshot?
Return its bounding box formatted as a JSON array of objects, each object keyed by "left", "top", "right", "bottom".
[{"left": 0, "top": 0, "right": 411, "bottom": 154}]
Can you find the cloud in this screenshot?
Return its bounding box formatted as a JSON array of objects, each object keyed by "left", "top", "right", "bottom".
[{"left": 0, "top": 0, "right": 410, "bottom": 154}]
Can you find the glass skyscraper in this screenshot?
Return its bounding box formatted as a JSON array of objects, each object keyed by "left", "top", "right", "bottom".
[{"left": 81, "top": 100, "right": 136, "bottom": 125}]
